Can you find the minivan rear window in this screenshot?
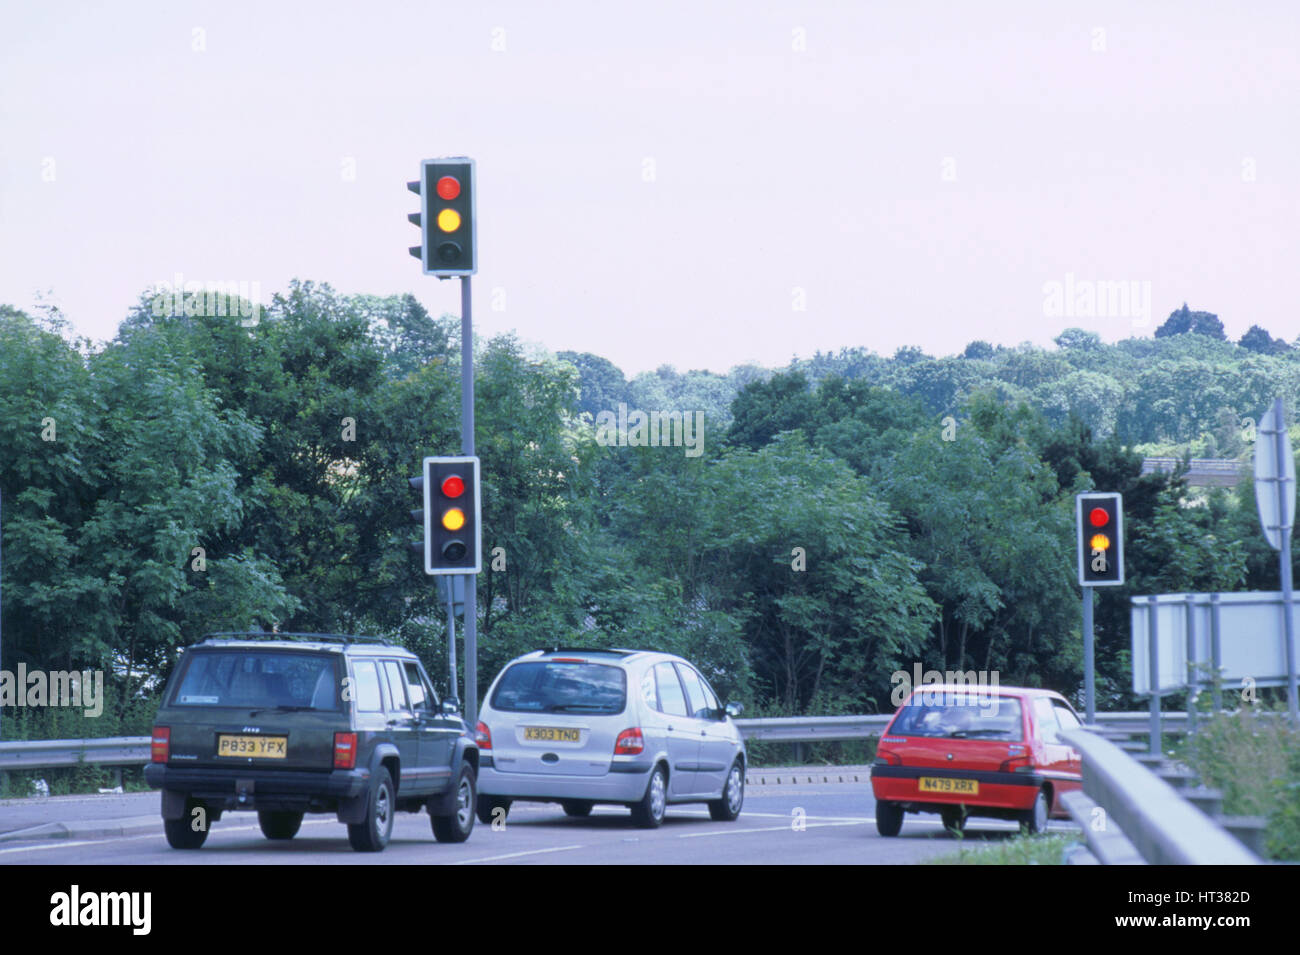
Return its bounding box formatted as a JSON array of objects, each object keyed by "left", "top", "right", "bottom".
[
  {"left": 491, "top": 661, "right": 627, "bottom": 715},
  {"left": 171, "top": 651, "right": 341, "bottom": 711},
  {"left": 889, "top": 693, "right": 1023, "bottom": 741}
]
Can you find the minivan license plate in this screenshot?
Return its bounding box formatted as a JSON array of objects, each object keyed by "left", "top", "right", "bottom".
[{"left": 524, "top": 727, "right": 580, "bottom": 743}]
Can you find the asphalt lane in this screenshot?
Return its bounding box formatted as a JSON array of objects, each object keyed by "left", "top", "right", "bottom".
[{"left": 0, "top": 784, "right": 1080, "bottom": 865}]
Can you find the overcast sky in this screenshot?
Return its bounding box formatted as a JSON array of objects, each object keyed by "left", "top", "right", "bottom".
[{"left": 2, "top": 1, "right": 1297, "bottom": 375}]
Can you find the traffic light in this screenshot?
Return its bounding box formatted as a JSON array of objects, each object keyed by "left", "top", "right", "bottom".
[
  {"left": 412, "top": 456, "right": 481, "bottom": 575},
  {"left": 408, "top": 158, "right": 476, "bottom": 277},
  {"left": 1076, "top": 492, "right": 1124, "bottom": 586}
]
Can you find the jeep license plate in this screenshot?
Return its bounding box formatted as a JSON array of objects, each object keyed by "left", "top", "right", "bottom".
[
  {"left": 524, "top": 727, "right": 580, "bottom": 743},
  {"left": 217, "top": 735, "right": 288, "bottom": 758}
]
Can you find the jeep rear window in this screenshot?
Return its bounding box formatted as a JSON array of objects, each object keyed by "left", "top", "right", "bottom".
[
  {"left": 490, "top": 661, "right": 627, "bottom": 715},
  {"left": 889, "top": 693, "right": 1023, "bottom": 741},
  {"left": 171, "top": 651, "right": 342, "bottom": 711}
]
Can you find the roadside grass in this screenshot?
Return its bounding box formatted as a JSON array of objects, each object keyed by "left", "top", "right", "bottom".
[
  {"left": 924, "top": 832, "right": 1075, "bottom": 865},
  {"left": 1181, "top": 703, "right": 1300, "bottom": 862}
]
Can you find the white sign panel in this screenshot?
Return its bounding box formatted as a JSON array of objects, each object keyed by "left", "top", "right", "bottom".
[
  {"left": 1254, "top": 402, "right": 1295, "bottom": 551},
  {"left": 1132, "top": 592, "right": 1295, "bottom": 695}
]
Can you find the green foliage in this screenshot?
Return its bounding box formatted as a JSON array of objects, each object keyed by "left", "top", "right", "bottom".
[
  {"left": 925, "top": 833, "right": 1074, "bottom": 865},
  {"left": 1183, "top": 705, "right": 1300, "bottom": 861},
  {"left": 7, "top": 284, "right": 1300, "bottom": 749}
]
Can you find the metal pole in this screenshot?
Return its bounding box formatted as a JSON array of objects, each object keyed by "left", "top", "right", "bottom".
[
  {"left": 1276, "top": 398, "right": 1300, "bottom": 725},
  {"left": 1210, "top": 593, "right": 1222, "bottom": 712},
  {"left": 446, "top": 583, "right": 458, "bottom": 701},
  {"left": 1082, "top": 585, "right": 1095, "bottom": 723},
  {"left": 460, "top": 276, "right": 478, "bottom": 726},
  {"left": 1185, "top": 595, "right": 1197, "bottom": 735},
  {"left": 1148, "top": 595, "right": 1161, "bottom": 756},
  {"left": 0, "top": 486, "right": 4, "bottom": 742}
]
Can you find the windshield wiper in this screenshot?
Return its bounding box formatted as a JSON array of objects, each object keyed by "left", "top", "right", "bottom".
[
  {"left": 248, "top": 704, "right": 317, "bottom": 715},
  {"left": 948, "top": 729, "right": 1007, "bottom": 738}
]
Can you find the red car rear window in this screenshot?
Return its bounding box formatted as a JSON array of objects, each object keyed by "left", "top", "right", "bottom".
[{"left": 890, "top": 693, "right": 1023, "bottom": 741}]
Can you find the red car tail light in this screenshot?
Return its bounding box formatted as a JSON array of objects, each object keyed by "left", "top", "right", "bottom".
[
  {"left": 999, "top": 754, "right": 1034, "bottom": 773},
  {"left": 333, "top": 731, "right": 357, "bottom": 769},
  {"left": 873, "top": 749, "right": 901, "bottom": 766},
  {"left": 151, "top": 726, "right": 170, "bottom": 763},
  {"left": 614, "top": 728, "right": 644, "bottom": 755},
  {"left": 475, "top": 721, "right": 492, "bottom": 750}
]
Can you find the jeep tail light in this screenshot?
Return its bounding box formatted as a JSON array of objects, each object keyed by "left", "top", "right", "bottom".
[
  {"left": 151, "top": 726, "right": 170, "bottom": 763},
  {"left": 614, "top": 728, "right": 644, "bottom": 755},
  {"left": 475, "top": 721, "right": 492, "bottom": 750},
  {"left": 334, "top": 731, "right": 357, "bottom": 770}
]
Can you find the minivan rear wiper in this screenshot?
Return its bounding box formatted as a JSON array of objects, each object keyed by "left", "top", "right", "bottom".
[{"left": 547, "top": 703, "right": 609, "bottom": 712}]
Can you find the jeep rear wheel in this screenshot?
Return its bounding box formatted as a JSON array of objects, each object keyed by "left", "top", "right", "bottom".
[
  {"left": 348, "top": 766, "right": 395, "bottom": 852},
  {"left": 163, "top": 796, "right": 210, "bottom": 850},
  {"left": 431, "top": 763, "right": 476, "bottom": 843}
]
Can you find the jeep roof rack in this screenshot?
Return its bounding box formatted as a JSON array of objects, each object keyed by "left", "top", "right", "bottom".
[{"left": 202, "top": 631, "right": 393, "bottom": 646}]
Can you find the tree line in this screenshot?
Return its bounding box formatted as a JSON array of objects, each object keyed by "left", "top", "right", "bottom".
[{"left": 1, "top": 287, "right": 1295, "bottom": 735}]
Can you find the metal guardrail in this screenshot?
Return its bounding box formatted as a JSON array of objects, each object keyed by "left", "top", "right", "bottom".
[
  {"left": 1060, "top": 727, "right": 1258, "bottom": 864},
  {"left": 0, "top": 737, "right": 150, "bottom": 771},
  {"left": 734, "top": 715, "right": 890, "bottom": 741},
  {"left": 0, "top": 712, "right": 1191, "bottom": 772},
  {"left": 734, "top": 711, "right": 1187, "bottom": 742}
]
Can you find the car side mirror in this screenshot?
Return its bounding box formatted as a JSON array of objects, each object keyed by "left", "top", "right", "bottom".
[
  {"left": 441, "top": 698, "right": 460, "bottom": 716},
  {"left": 724, "top": 701, "right": 743, "bottom": 719}
]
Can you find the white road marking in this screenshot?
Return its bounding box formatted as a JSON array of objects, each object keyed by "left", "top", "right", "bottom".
[
  {"left": 678, "top": 821, "right": 866, "bottom": 838},
  {"left": 451, "top": 844, "right": 584, "bottom": 865},
  {"left": 0, "top": 833, "right": 160, "bottom": 855}
]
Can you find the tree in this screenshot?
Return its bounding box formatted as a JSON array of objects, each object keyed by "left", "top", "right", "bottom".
[
  {"left": 1155, "top": 304, "right": 1226, "bottom": 340},
  {"left": 700, "top": 434, "right": 936, "bottom": 711},
  {"left": 556, "top": 350, "right": 628, "bottom": 418},
  {"left": 1238, "top": 324, "right": 1288, "bottom": 355}
]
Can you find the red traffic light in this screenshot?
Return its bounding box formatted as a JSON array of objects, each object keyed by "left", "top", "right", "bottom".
[
  {"left": 436, "top": 176, "right": 461, "bottom": 200},
  {"left": 441, "top": 475, "right": 465, "bottom": 498},
  {"left": 1089, "top": 507, "right": 1109, "bottom": 527}
]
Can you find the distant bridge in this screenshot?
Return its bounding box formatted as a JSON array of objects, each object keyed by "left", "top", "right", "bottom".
[{"left": 1140, "top": 457, "right": 1244, "bottom": 488}]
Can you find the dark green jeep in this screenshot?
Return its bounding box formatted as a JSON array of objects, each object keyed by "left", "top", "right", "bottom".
[{"left": 144, "top": 633, "right": 478, "bottom": 852}]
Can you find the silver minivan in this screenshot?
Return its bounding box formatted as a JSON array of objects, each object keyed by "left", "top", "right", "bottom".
[{"left": 474, "top": 648, "right": 746, "bottom": 828}]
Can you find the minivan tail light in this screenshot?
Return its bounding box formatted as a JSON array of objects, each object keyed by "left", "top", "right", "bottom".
[
  {"left": 334, "top": 732, "right": 357, "bottom": 770},
  {"left": 151, "top": 726, "right": 170, "bottom": 763},
  {"left": 475, "top": 721, "right": 492, "bottom": 750},
  {"left": 614, "top": 728, "right": 644, "bottom": 755}
]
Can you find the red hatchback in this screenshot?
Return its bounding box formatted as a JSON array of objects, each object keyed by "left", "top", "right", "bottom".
[{"left": 870, "top": 685, "right": 1083, "bottom": 836}]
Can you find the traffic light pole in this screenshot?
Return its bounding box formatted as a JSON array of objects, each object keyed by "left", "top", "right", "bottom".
[
  {"left": 460, "top": 276, "right": 478, "bottom": 726},
  {"left": 1082, "top": 586, "right": 1095, "bottom": 723}
]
